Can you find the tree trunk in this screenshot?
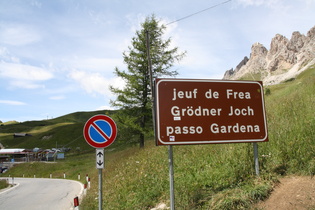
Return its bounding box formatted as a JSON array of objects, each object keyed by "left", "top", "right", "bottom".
[
  {"left": 139, "top": 132, "right": 145, "bottom": 148},
  {"left": 139, "top": 111, "right": 146, "bottom": 148},
  {"left": 139, "top": 76, "right": 148, "bottom": 148}
]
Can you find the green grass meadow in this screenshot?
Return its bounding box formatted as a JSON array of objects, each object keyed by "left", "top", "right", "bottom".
[{"left": 0, "top": 65, "right": 314, "bottom": 209}]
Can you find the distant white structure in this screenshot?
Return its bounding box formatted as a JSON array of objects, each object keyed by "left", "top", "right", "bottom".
[
  {"left": 13, "top": 133, "right": 32, "bottom": 138},
  {"left": 0, "top": 148, "right": 26, "bottom": 154},
  {"left": 0, "top": 148, "right": 28, "bottom": 163},
  {"left": 0, "top": 147, "right": 65, "bottom": 163}
]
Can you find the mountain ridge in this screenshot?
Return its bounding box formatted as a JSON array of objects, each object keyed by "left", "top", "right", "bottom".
[{"left": 223, "top": 25, "right": 315, "bottom": 85}]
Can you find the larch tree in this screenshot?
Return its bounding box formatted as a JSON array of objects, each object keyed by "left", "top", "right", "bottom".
[{"left": 110, "top": 15, "right": 186, "bottom": 148}]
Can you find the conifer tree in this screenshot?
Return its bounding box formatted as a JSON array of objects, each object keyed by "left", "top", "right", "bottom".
[{"left": 110, "top": 15, "right": 185, "bottom": 147}]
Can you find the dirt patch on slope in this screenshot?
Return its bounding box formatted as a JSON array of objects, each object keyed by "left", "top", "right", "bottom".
[{"left": 255, "top": 176, "right": 315, "bottom": 210}]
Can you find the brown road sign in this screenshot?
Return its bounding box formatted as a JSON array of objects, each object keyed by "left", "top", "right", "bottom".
[{"left": 155, "top": 79, "right": 268, "bottom": 146}]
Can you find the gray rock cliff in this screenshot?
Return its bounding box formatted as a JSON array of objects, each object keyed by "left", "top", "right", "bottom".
[{"left": 223, "top": 25, "right": 315, "bottom": 85}]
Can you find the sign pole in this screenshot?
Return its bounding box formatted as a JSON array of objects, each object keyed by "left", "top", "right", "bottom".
[
  {"left": 168, "top": 145, "right": 175, "bottom": 210},
  {"left": 253, "top": 143, "right": 260, "bottom": 176},
  {"left": 146, "top": 30, "right": 156, "bottom": 137},
  {"left": 96, "top": 148, "right": 105, "bottom": 210},
  {"left": 98, "top": 167, "right": 103, "bottom": 210}
]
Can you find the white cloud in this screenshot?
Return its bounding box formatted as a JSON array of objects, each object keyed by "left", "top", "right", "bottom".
[
  {"left": 49, "top": 95, "right": 65, "bottom": 100},
  {"left": 0, "top": 62, "right": 53, "bottom": 80},
  {"left": 30, "top": 0, "right": 42, "bottom": 8},
  {"left": 9, "top": 80, "right": 45, "bottom": 89},
  {"left": 69, "top": 57, "right": 123, "bottom": 72},
  {"left": 236, "top": 0, "right": 281, "bottom": 7},
  {"left": 0, "top": 100, "right": 26, "bottom": 105},
  {"left": 0, "top": 23, "right": 41, "bottom": 46},
  {"left": 96, "top": 105, "right": 114, "bottom": 111},
  {"left": 125, "top": 13, "right": 147, "bottom": 34},
  {"left": 0, "top": 47, "right": 20, "bottom": 63},
  {"left": 0, "top": 62, "right": 54, "bottom": 89},
  {"left": 69, "top": 70, "right": 125, "bottom": 97}
]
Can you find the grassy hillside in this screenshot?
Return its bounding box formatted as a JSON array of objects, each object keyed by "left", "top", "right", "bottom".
[
  {"left": 260, "top": 66, "right": 315, "bottom": 175},
  {"left": 1, "top": 65, "right": 314, "bottom": 209},
  {"left": 0, "top": 110, "right": 118, "bottom": 152}
]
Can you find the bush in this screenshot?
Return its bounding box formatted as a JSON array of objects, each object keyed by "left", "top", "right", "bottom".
[
  {"left": 265, "top": 88, "right": 271, "bottom": 95},
  {"left": 0, "top": 179, "right": 9, "bottom": 190}
]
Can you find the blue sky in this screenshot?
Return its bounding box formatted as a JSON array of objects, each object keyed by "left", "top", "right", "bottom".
[{"left": 0, "top": 0, "right": 314, "bottom": 122}]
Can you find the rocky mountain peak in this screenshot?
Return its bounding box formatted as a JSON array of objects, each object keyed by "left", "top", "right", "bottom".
[
  {"left": 287, "top": 31, "right": 306, "bottom": 52},
  {"left": 307, "top": 25, "right": 315, "bottom": 39},
  {"left": 223, "top": 25, "right": 315, "bottom": 85},
  {"left": 251, "top": 42, "right": 268, "bottom": 57},
  {"left": 268, "top": 34, "right": 288, "bottom": 58}
]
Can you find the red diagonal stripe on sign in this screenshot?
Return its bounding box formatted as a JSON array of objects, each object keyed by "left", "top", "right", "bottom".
[{"left": 91, "top": 121, "right": 110, "bottom": 141}]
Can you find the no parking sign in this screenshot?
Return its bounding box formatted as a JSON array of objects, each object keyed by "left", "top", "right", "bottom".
[
  {"left": 83, "top": 114, "right": 117, "bottom": 210},
  {"left": 83, "top": 114, "right": 117, "bottom": 148}
]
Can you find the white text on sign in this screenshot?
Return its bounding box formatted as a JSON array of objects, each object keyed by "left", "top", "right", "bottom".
[
  {"left": 172, "top": 88, "right": 251, "bottom": 101},
  {"left": 167, "top": 88, "right": 260, "bottom": 136}
]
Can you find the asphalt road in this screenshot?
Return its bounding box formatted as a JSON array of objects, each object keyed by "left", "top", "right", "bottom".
[{"left": 0, "top": 177, "right": 83, "bottom": 210}]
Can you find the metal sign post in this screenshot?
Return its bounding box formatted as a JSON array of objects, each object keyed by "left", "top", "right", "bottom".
[
  {"left": 96, "top": 148, "right": 104, "bottom": 210},
  {"left": 98, "top": 167, "right": 102, "bottom": 210},
  {"left": 253, "top": 143, "right": 260, "bottom": 176},
  {"left": 168, "top": 145, "right": 175, "bottom": 210}
]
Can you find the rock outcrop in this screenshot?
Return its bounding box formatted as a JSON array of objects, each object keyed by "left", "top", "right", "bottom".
[
  {"left": 223, "top": 56, "right": 249, "bottom": 78},
  {"left": 223, "top": 25, "right": 315, "bottom": 85}
]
